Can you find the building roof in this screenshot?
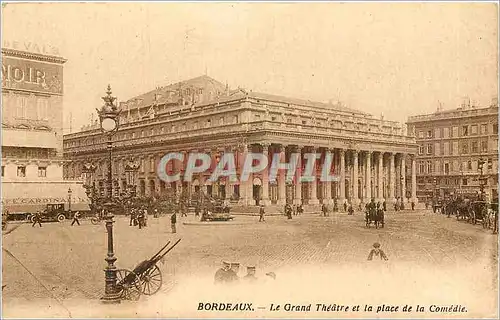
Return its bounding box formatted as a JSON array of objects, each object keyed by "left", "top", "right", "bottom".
[{"left": 120, "top": 75, "right": 369, "bottom": 116}]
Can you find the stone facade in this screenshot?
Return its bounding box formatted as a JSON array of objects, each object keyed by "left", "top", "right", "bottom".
[
  {"left": 1, "top": 47, "right": 88, "bottom": 212},
  {"left": 407, "top": 99, "right": 499, "bottom": 203},
  {"left": 63, "top": 76, "right": 418, "bottom": 210}
]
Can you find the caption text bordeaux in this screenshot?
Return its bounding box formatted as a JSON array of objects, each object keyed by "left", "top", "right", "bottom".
[{"left": 197, "top": 302, "right": 468, "bottom": 313}]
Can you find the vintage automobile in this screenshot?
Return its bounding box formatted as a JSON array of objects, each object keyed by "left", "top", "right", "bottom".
[{"left": 29, "top": 203, "right": 91, "bottom": 223}]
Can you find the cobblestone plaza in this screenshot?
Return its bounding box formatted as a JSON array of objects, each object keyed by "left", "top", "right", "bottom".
[{"left": 2, "top": 210, "right": 497, "bottom": 318}]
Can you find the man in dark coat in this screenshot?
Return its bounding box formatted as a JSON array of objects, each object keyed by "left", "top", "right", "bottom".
[
  {"left": 171, "top": 212, "right": 177, "bottom": 233},
  {"left": 214, "top": 261, "right": 231, "bottom": 284},
  {"left": 71, "top": 211, "right": 81, "bottom": 226},
  {"left": 32, "top": 211, "right": 42, "bottom": 227},
  {"left": 411, "top": 201, "right": 415, "bottom": 211},
  {"left": 243, "top": 266, "right": 258, "bottom": 282},
  {"left": 227, "top": 263, "right": 240, "bottom": 283},
  {"left": 259, "top": 205, "right": 265, "bottom": 222},
  {"left": 343, "top": 201, "right": 348, "bottom": 212}
]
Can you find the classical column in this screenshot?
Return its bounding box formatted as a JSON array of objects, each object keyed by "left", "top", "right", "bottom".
[
  {"left": 294, "top": 146, "right": 302, "bottom": 205},
  {"left": 411, "top": 154, "right": 417, "bottom": 203},
  {"left": 389, "top": 153, "right": 395, "bottom": 203},
  {"left": 352, "top": 150, "right": 359, "bottom": 205},
  {"left": 260, "top": 143, "right": 271, "bottom": 205},
  {"left": 324, "top": 148, "right": 333, "bottom": 204},
  {"left": 366, "top": 151, "right": 372, "bottom": 201},
  {"left": 309, "top": 147, "right": 319, "bottom": 204},
  {"left": 238, "top": 144, "right": 250, "bottom": 206},
  {"left": 377, "top": 152, "right": 383, "bottom": 201},
  {"left": 277, "top": 145, "right": 287, "bottom": 205},
  {"left": 401, "top": 154, "right": 406, "bottom": 203},
  {"left": 339, "top": 149, "right": 346, "bottom": 207}
]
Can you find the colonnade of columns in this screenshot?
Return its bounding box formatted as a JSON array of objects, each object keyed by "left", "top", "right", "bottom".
[{"left": 77, "top": 143, "right": 418, "bottom": 209}]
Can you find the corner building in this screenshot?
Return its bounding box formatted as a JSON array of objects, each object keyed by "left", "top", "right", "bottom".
[
  {"left": 407, "top": 100, "right": 499, "bottom": 202},
  {"left": 63, "top": 76, "right": 417, "bottom": 211},
  {"left": 1, "top": 47, "right": 89, "bottom": 213}
]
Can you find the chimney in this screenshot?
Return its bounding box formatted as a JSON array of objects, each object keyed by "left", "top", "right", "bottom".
[
  {"left": 491, "top": 97, "right": 498, "bottom": 107},
  {"left": 461, "top": 96, "right": 471, "bottom": 109}
]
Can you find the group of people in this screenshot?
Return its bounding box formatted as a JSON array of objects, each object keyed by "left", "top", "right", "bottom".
[
  {"left": 214, "top": 261, "right": 275, "bottom": 285},
  {"left": 129, "top": 207, "right": 148, "bottom": 229}
]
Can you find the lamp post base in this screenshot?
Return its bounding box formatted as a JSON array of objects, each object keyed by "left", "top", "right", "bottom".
[{"left": 100, "top": 293, "right": 121, "bottom": 304}]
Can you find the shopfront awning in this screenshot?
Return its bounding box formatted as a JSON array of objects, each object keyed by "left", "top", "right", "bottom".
[{"left": 2, "top": 129, "right": 59, "bottom": 149}]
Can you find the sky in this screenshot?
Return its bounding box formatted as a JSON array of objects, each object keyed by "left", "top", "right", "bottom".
[{"left": 1, "top": 2, "right": 498, "bottom": 134}]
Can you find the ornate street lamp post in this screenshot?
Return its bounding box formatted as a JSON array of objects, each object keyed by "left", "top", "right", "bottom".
[
  {"left": 97, "top": 85, "right": 121, "bottom": 304},
  {"left": 67, "top": 187, "right": 73, "bottom": 212}
]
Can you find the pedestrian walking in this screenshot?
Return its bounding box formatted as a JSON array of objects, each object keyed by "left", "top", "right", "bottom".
[
  {"left": 171, "top": 212, "right": 177, "bottom": 233},
  {"left": 383, "top": 200, "right": 387, "bottom": 212},
  {"left": 411, "top": 201, "right": 415, "bottom": 211},
  {"left": 343, "top": 201, "right": 348, "bottom": 212},
  {"left": 71, "top": 211, "right": 81, "bottom": 226},
  {"left": 285, "top": 204, "right": 293, "bottom": 219},
  {"left": 348, "top": 204, "right": 354, "bottom": 215},
  {"left": 259, "top": 204, "right": 265, "bottom": 222},
  {"left": 333, "top": 199, "right": 338, "bottom": 212},
  {"left": 195, "top": 204, "right": 200, "bottom": 217},
  {"left": 32, "top": 211, "right": 42, "bottom": 227},
  {"left": 129, "top": 209, "right": 136, "bottom": 226},
  {"left": 137, "top": 210, "right": 145, "bottom": 229},
  {"left": 181, "top": 203, "right": 188, "bottom": 217},
  {"left": 321, "top": 203, "right": 328, "bottom": 217},
  {"left": 367, "top": 242, "right": 389, "bottom": 261},
  {"left": 297, "top": 203, "right": 304, "bottom": 215}
]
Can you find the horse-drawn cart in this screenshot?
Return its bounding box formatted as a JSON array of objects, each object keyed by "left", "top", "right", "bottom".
[{"left": 116, "top": 239, "right": 181, "bottom": 300}]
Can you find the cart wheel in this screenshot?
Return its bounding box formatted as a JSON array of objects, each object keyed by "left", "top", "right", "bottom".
[
  {"left": 57, "top": 214, "right": 66, "bottom": 223},
  {"left": 29, "top": 215, "right": 35, "bottom": 223},
  {"left": 140, "top": 264, "right": 162, "bottom": 295},
  {"left": 116, "top": 269, "right": 141, "bottom": 301},
  {"left": 90, "top": 217, "right": 99, "bottom": 225}
]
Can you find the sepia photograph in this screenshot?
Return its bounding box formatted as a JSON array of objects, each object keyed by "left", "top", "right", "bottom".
[{"left": 1, "top": 1, "right": 498, "bottom": 318}]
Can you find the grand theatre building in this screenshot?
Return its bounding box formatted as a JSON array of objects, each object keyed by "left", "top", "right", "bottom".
[
  {"left": 63, "top": 76, "right": 417, "bottom": 210},
  {"left": 1, "top": 46, "right": 89, "bottom": 213}
]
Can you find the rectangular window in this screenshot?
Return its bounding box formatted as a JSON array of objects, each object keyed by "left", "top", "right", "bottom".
[
  {"left": 444, "top": 163, "right": 450, "bottom": 174},
  {"left": 480, "top": 124, "right": 487, "bottom": 134},
  {"left": 219, "top": 117, "right": 224, "bottom": 125},
  {"left": 206, "top": 119, "right": 212, "bottom": 127},
  {"left": 435, "top": 160, "right": 441, "bottom": 173},
  {"left": 494, "top": 124, "right": 498, "bottom": 134},
  {"left": 16, "top": 95, "right": 28, "bottom": 119},
  {"left": 418, "top": 145, "right": 424, "bottom": 155},
  {"left": 452, "top": 126, "right": 458, "bottom": 137},
  {"left": 419, "top": 162, "right": 425, "bottom": 174},
  {"left": 427, "top": 161, "right": 433, "bottom": 173},
  {"left": 443, "top": 142, "right": 450, "bottom": 155},
  {"left": 434, "top": 128, "right": 441, "bottom": 139},
  {"left": 150, "top": 158, "right": 155, "bottom": 172},
  {"left": 17, "top": 166, "right": 26, "bottom": 177},
  {"left": 467, "top": 161, "right": 472, "bottom": 170},
  {"left": 271, "top": 116, "right": 276, "bottom": 121},
  {"left": 461, "top": 142, "right": 468, "bottom": 154},
  {"left": 434, "top": 143, "right": 440, "bottom": 156},
  {"left": 427, "top": 130, "right": 432, "bottom": 138},
  {"left": 443, "top": 127, "right": 450, "bottom": 138},
  {"left": 462, "top": 178, "right": 468, "bottom": 186},
  {"left": 471, "top": 141, "right": 478, "bottom": 153},
  {"left": 418, "top": 131, "right": 424, "bottom": 138},
  {"left": 480, "top": 141, "right": 488, "bottom": 152},
  {"left": 234, "top": 115, "right": 239, "bottom": 123},
  {"left": 452, "top": 141, "right": 458, "bottom": 155},
  {"left": 427, "top": 144, "right": 433, "bottom": 155},
  {"left": 36, "top": 97, "right": 49, "bottom": 120},
  {"left": 172, "top": 125, "right": 176, "bottom": 132},
  {"left": 462, "top": 126, "right": 468, "bottom": 136},
  {"left": 471, "top": 125, "right": 478, "bottom": 135},
  {"left": 287, "top": 118, "right": 292, "bottom": 123},
  {"left": 140, "top": 159, "right": 145, "bottom": 173},
  {"left": 302, "top": 120, "right": 307, "bottom": 125},
  {"left": 38, "top": 166, "right": 47, "bottom": 177}
]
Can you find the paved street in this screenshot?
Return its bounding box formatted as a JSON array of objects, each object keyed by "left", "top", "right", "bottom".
[{"left": 2, "top": 210, "right": 498, "bottom": 318}]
